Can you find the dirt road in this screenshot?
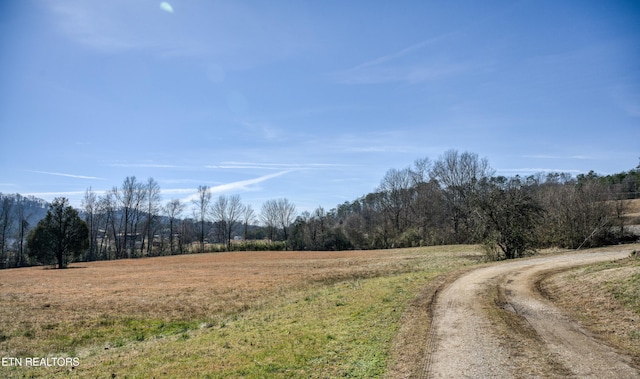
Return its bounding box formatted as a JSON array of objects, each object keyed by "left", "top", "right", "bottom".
[{"left": 421, "top": 249, "right": 640, "bottom": 378}]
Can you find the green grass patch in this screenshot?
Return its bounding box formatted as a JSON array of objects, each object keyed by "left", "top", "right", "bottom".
[
  {"left": 605, "top": 265, "right": 640, "bottom": 313},
  {"left": 5, "top": 317, "right": 200, "bottom": 360},
  {"left": 84, "top": 272, "right": 440, "bottom": 378},
  {"left": 576, "top": 256, "right": 640, "bottom": 313}
]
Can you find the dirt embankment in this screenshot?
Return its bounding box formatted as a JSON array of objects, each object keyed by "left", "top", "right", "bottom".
[{"left": 407, "top": 247, "right": 640, "bottom": 378}]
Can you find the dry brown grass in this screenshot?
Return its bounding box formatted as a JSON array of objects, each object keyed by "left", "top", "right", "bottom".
[
  {"left": 539, "top": 255, "right": 640, "bottom": 366},
  {"left": 621, "top": 199, "right": 640, "bottom": 224},
  {"left": 0, "top": 246, "right": 481, "bottom": 359},
  {"left": 624, "top": 198, "right": 640, "bottom": 215}
]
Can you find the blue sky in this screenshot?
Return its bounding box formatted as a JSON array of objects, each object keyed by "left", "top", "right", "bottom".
[{"left": 1, "top": 0, "right": 639, "bottom": 213}]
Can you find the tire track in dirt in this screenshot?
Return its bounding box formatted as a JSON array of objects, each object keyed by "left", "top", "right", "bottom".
[{"left": 424, "top": 249, "right": 640, "bottom": 378}]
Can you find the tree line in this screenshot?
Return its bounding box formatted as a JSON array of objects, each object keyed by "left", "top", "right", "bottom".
[
  {"left": 1, "top": 149, "right": 638, "bottom": 268},
  {"left": 0, "top": 177, "right": 300, "bottom": 267},
  {"left": 289, "top": 150, "right": 639, "bottom": 259},
  {"left": 78, "top": 179, "right": 299, "bottom": 262}
]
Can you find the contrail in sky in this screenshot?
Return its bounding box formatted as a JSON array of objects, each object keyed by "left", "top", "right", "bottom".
[{"left": 29, "top": 170, "right": 105, "bottom": 180}]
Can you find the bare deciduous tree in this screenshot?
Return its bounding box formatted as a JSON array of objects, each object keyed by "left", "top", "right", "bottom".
[
  {"left": 106, "top": 176, "right": 148, "bottom": 258},
  {"left": 192, "top": 185, "right": 211, "bottom": 253},
  {"left": 82, "top": 187, "right": 98, "bottom": 261},
  {"left": 211, "top": 194, "right": 243, "bottom": 250},
  {"left": 165, "top": 199, "right": 185, "bottom": 255},
  {"left": 431, "top": 149, "right": 494, "bottom": 243},
  {"left": 143, "top": 177, "right": 162, "bottom": 256},
  {"left": 260, "top": 199, "right": 279, "bottom": 241},
  {"left": 377, "top": 167, "right": 413, "bottom": 238},
  {"left": 260, "top": 198, "right": 296, "bottom": 242},
  {"left": 99, "top": 191, "right": 117, "bottom": 260},
  {"left": 13, "top": 195, "right": 32, "bottom": 267},
  {"left": 276, "top": 198, "right": 296, "bottom": 242},
  {"left": 242, "top": 204, "right": 256, "bottom": 240},
  {"left": 535, "top": 174, "right": 614, "bottom": 249},
  {"left": 0, "top": 196, "right": 13, "bottom": 267}
]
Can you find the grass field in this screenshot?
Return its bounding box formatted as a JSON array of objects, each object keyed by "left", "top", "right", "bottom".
[
  {"left": 623, "top": 198, "right": 640, "bottom": 226},
  {"left": 623, "top": 198, "right": 640, "bottom": 216},
  {"left": 0, "top": 246, "right": 482, "bottom": 378}
]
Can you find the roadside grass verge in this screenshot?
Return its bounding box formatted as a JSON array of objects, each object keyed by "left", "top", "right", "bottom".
[
  {"left": 539, "top": 250, "right": 640, "bottom": 366},
  {"left": 0, "top": 246, "right": 481, "bottom": 378}
]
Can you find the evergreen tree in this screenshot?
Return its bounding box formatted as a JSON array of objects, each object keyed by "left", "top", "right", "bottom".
[{"left": 27, "top": 197, "right": 89, "bottom": 268}]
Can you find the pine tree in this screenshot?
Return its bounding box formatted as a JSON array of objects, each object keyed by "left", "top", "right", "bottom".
[{"left": 27, "top": 198, "right": 89, "bottom": 268}]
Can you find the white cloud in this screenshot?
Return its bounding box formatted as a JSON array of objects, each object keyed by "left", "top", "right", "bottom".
[
  {"left": 23, "top": 191, "right": 88, "bottom": 197},
  {"left": 205, "top": 162, "right": 345, "bottom": 170},
  {"left": 522, "top": 155, "right": 594, "bottom": 160},
  {"left": 48, "top": 0, "right": 138, "bottom": 51},
  {"left": 161, "top": 188, "right": 197, "bottom": 195},
  {"left": 347, "top": 145, "right": 413, "bottom": 153},
  {"left": 46, "top": 0, "right": 309, "bottom": 65},
  {"left": 47, "top": 0, "right": 183, "bottom": 53},
  {"left": 106, "top": 163, "right": 180, "bottom": 169},
  {"left": 159, "top": 2, "right": 173, "bottom": 13}
]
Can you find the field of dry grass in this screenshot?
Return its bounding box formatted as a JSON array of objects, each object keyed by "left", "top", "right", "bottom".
[
  {"left": 622, "top": 198, "right": 640, "bottom": 225},
  {"left": 625, "top": 198, "right": 640, "bottom": 214},
  {"left": 0, "top": 246, "right": 482, "bottom": 378}
]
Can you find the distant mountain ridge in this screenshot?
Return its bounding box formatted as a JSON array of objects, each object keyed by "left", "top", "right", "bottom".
[{"left": 0, "top": 193, "right": 50, "bottom": 226}]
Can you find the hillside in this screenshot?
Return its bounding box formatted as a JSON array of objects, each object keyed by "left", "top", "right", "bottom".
[{"left": 0, "top": 193, "right": 49, "bottom": 226}]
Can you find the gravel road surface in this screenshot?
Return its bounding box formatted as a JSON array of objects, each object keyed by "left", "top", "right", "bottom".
[{"left": 422, "top": 249, "right": 640, "bottom": 378}]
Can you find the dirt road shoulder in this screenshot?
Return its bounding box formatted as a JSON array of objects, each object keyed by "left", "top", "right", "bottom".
[{"left": 538, "top": 253, "right": 640, "bottom": 367}]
